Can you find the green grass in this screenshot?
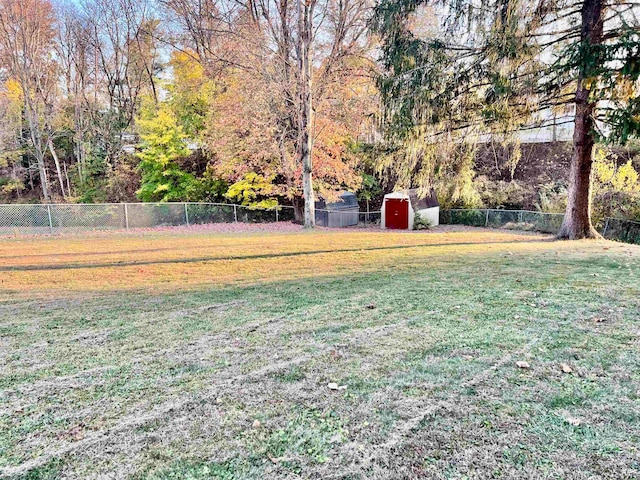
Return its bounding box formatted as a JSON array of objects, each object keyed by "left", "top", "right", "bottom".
[{"left": 1, "top": 228, "right": 639, "bottom": 479}]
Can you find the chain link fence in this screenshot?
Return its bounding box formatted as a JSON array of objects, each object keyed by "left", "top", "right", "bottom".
[
  {"left": 440, "top": 209, "right": 565, "bottom": 234},
  {"left": 602, "top": 217, "right": 640, "bottom": 245},
  {"left": 440, "top": 208, "right": 640, "bottom": 245},
  {"left": 0, "top": 203, "right": 384, "bottom": 235},
  {"left": 1, "top": 203, "right": 637, "bottom": 245},
  {"left": 0, "top": 203, "right": 299, "bottom": 235}
]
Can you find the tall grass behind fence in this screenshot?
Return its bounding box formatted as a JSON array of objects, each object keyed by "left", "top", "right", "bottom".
[{"left": 440, "top": 208, "right": 640, "bottom": 245}]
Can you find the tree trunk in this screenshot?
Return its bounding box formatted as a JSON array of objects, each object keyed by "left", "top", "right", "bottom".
[
  {"left": 293, "top": 196, "right": 305, "bottom": 224},
  {"left": 74, "top": 99, "right": 86, "bottom": 187},
  {"left": 63, "top": 160, "right": 72, "bottom": 197},
  {"left": 48, "top": 139, "right": 67, "bottom": 200},
  {"left": 557, "top": 0, "right": 604, "bottom": 240},
  {"left": 23, "top": 97, "right": 50, "bottom": 202},
  {"left": 297, "top": 0, "right": 315, "bottom": 228}
]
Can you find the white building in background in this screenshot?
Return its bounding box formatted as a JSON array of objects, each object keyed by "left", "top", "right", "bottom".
[
  {"left": 517, "top": 109, "right": 575, "bottom": 143},
  {"left": 476, "top": 104, "right": 576, "bottom": 145}
]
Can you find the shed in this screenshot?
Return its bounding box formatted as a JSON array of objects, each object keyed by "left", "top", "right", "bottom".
[
  {"left": 382, "top": 188, "right": 439, "bottom": 230},
  {"left": 315, "top": 191, "right": 359, "bottom": 227}
]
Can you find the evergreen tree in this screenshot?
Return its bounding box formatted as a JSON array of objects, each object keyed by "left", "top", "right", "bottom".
[{"left": 372, "top": 0, "right": 640, "bottom": 239}]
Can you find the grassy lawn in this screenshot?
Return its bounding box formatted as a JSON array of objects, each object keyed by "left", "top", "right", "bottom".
[{"left": 1, "top": 226, "right": 639, "bottom": 479}]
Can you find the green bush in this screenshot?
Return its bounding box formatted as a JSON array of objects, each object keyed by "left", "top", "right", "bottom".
[
  {"left": 413, "top": 211, "right": 432, "bottom": 230},
  {"left": 450, "top": 209, "right": 486, "bottom": 226}
]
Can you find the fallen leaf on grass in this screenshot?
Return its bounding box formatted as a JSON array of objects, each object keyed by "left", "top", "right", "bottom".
[
  {"left": 252, "top": 419, "right": 261, "bottom": 428},
  {"left": 327, "top": 382, "right": 347, "bottom": 391},
  {"left": 561, "top": 363, "right": 573, "bottom": 374},
  {"left": 516, "top": 361, "right": 530, "bottom": 369}
]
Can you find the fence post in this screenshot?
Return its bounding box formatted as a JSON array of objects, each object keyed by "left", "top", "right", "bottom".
[
  {"left": 485, "top": 209, "right": 489, "bottom": 227},
  {"left": 47, "top": 204, "right": 53, "bottom": 234},
  {"left": 124, "top": 203, "right": 129, "bottom": 230},
  {"left": 602, "top": 217, "right": 610, "bottom": 238},
  {"left": 184, "top": 203, "right": 190, "bottom": 226},
  {"left": 233, "top": 205, "right": 238, "bottom": 223}
]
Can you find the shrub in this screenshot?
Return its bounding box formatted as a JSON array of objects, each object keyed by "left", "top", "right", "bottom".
[
  {"left": 474, "top": 176, "right": 535, "bottom": 209},
  {"left": 534, "top": 182, "right": 568, "bottom": 213},
  {"left": 105, "top": 159, "right": 140, "bottom": 203},
  {"left": 413, "top": 211, "right": 431, "bottom": 230},
  {"left": 591, "top": 147, "right": 640, "bottom": 224}
]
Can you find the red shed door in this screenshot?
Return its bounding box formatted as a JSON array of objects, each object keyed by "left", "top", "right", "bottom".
[{"left": 386, "top": 199, "right": 409, "bottom": 229}]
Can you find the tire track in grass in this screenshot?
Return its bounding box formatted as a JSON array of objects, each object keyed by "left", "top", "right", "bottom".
[
  {"left": 0, "top": 354, "right": 315, "bottom": 478},
  {"left": 0, "top": 301, "right": 248, "bottom": 393},
  {"left": 2, "top": 292, "right": 375, "bottom": 397},
  {"left": 1, "top": 296, "right": 423, "bottom": 476},
  {"left": 324, "top": 336, "right": 544, "bottom": 479}
]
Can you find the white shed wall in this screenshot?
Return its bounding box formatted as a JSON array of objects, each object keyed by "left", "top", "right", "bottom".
[{"left": 416, "top": 206, "right": 440, "bottom": 227}]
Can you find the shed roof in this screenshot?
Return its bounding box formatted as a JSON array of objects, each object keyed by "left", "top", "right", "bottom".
[
  {"left": 383, "top": 191, "right": 410, "bottom": 200},
  {"left": 408, "top": 188, "right": 439, "bottom": 210},
  {"left": 316, "top": 191, "right": 359, "bottom": 210},
  {"left": 384, "top": 189, "right": 439, "bottom": 209}
]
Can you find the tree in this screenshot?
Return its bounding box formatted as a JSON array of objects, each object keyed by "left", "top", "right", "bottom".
[
  {"left": 0, "top": 0, "right": 59, "bottom": 201},
  {"left": 204, "top": 62, "right": 365, "bottom": 211},
  {"left": 297, "top": 0, "right": 314, "bottom": 226},
  {"left": 0, "top": 79, "right": 28, "bottom": 200},
  {"left": 160, "top": 0, "right": 374, "bottom": 226},
  {"left": 136, "top": 100, "right": 196, "bottom": 202},
  {"left": 373, "top": 0, "right": 640, "bottom": 239},
  {"left": 49, "top": 0, "right": 163, "bottom": 202}
]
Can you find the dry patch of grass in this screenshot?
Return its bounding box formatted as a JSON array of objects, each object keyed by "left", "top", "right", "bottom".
[
  {"left": 1, "top": 227, "right": 639, "bottom": 479},
  {"left": 0, "top": 228, "right": 569, "bottom": 298}
]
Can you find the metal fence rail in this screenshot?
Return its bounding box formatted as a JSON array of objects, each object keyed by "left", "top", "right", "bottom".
[{"left": 440, "top": 208, "right": 640, "bottom": 245}]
